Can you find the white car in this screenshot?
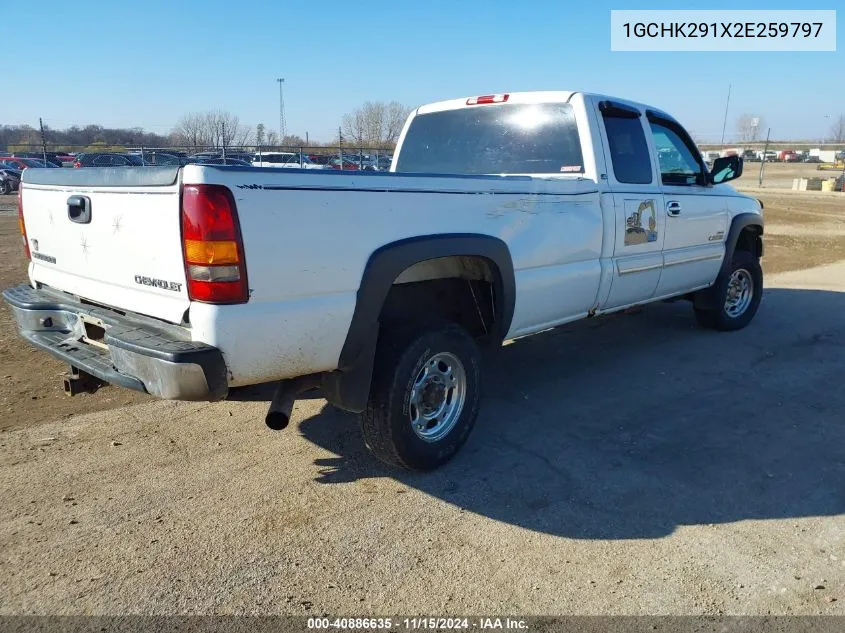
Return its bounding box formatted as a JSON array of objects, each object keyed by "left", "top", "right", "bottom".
[
  {"left": 251, "top": 152, "right": 326, "bottom": 169},
  {"left": 5, "top": 90, "right": 763, "bottom": 470}
]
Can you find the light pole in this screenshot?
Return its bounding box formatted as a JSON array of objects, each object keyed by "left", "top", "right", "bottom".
[
  {"left": 276, "top": 78, "right": 287, "bottom": 145},
  {"left": 719, "top": 84, "right": 731, "bottom": 149},
  {"left": 822, "top": 114, "right": 831, "bottom": 145}
]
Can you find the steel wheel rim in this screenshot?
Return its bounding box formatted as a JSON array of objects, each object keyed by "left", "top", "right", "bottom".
[
  {"left": 408, "top": 351, "right": 467, "bottom": 442},
  {"left": 725, "top": 268, "right": 754, "bottom": 318}
]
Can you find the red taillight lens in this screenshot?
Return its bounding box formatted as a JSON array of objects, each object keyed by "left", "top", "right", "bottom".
[
  {"left": 18, "top": 187, "right": 30, "bottom": 260},
  {"left": 73, "top": 161, "right": 81, "bottom": 168},
  {"left": 181, "top": 184, "right": 248, "bottom": 304}
]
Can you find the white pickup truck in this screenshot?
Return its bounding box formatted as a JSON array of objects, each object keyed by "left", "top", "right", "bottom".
[{"left": 5, "top": 91, "right": 763, "bottom": 470}]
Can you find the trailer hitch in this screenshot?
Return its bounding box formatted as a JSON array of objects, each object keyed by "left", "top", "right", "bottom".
[{"left": 63, "top": 366, "right": 107, "bottom": 396}]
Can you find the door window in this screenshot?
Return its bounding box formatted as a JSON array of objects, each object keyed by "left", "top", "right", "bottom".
[
  {"left": 649, "top": 122, "right": 704, "bottom": 186},
  {"left": 602, "top": 115, "right": 652, "bottom": 185}
]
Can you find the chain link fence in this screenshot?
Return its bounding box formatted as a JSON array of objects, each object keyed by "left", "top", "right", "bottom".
[{"left": 2, "top": 145, "right": 395, "bottom": 170}]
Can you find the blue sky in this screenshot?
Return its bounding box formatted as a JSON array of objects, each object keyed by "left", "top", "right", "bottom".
[{"left": 4, "top": 0, "right": 841, "bottom": 142}]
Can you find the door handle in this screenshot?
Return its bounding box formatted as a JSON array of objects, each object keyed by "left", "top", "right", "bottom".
[
  {"left": 666, "top": 201, "right": 682, "bottom": 216},
  {"left": 67, "top": 195, "right": 92, "bottom": 224}
]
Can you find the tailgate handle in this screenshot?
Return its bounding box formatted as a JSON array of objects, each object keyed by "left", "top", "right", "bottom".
[{"left": 67, "top": 196, "right": 92, "bottom": 224}]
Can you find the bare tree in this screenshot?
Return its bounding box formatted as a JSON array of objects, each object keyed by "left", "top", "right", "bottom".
[
  {"left": 736, "top": 114, "right": 765, "bottom": 143},
  {"left": 828, "top": 115, "right": 845, "bottom": 144},
  {"left": 384, "top": 102, "right": 411, "bottom": 145},
  {"left": 173, "top": 113, "right": 206, "bottom": 151},
  {"left": 341, "top": 101, "right": 412, "bottom": 147},
  {"left": 266, "top": 130, "right": 279, "bottom": 147},
  {"left": 255, "top": 123, "right": 265, "bottom": 147},
  {"left": 172, "top": 111, "right": 252, "bottom": 150},
  {"left": 281, "top": 134, "right": 306, "bottom": 147}
]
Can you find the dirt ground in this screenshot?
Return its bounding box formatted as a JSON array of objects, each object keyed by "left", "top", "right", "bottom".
[
  {"left": 0, "top": 186, "right": 844, "bottom": 616},
  {"left": 735, "top": 161, "right": 844, "bottom": 191},
  {"left": 0, "top": 207, "right": 149, "bottom": 431}
]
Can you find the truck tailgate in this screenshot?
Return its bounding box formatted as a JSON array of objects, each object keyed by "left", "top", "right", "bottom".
[{"left": 20, "top": 167, "right": 190, "bottom": 324}]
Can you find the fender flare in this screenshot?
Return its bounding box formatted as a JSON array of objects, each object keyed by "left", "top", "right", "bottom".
[
  {"left": 322, "top": 233, "right": 516, "bottom": 413},
  {"left": 695, "top": 212, "right": 764, "bottom": 311},
  {"left": 720, "top": 212, "right": 764, "bottom": 275}
]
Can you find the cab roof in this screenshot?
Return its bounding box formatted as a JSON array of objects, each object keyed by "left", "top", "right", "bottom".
[{"left": 415, "top": 90, "right": 670, "bottom": 121}]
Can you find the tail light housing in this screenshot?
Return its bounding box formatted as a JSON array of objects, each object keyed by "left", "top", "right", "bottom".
[
  {"left": 18, "top": 187, "right": 30, "bottom": 260},
  {"left": 73, "top": 160, "right": 81, "bottom": 168},
  {"left": 181, "top": 184, "right": 249, "bottom": 304}
]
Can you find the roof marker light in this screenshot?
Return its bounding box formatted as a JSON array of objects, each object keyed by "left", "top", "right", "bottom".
[{"left": 466, "top": 94, "right": 509, "bottom": 105}]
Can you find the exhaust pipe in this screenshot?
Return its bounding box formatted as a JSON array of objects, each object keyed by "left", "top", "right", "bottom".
[{"left": 265, "top": 375, "right": 322, "bottom": 430}]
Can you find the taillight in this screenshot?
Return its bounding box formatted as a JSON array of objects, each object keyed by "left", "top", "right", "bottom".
[
  {"left": 18, "top": 187, "right": 30, "bottom": 260},
  {"left": 73, "top": 161, "right": 81, "bottom": 168},
  {"left": 466, "top": 93, "right": 509, "bottom": 105},
  {"left": 181, "top": 184, "right": 248, "bottom": 304}
]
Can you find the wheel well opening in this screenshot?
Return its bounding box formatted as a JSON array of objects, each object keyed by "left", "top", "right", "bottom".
[
  {"left": 735, "top": 226, "right": 762, "bottom": 258},
  {"left": 379, "top": 256, "right": 500, "bottom": 343}
]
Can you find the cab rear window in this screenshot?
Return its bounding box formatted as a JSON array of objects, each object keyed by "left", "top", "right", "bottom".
[{"left": 394, "top": 103, "right": 584, "bottom": 175}]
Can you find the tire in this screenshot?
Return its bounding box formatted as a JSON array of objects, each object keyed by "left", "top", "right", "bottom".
[
  {"left": 359, "top": 321, "right": 482, "bottom": 471},
  {"left": 0, "top": 180, "right": 9, "bottom": 195},
  {"left": 694, "top": 250, "right": 762, "bottom": 331}
]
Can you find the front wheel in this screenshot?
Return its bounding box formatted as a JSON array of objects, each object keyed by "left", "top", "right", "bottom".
[
  {"left": 359, "top": 321, "right": 482, "bottom": 471},
  {"left": 694, "top": 250, "right": 762, "bottom": 331},
  {"left": 0, "top": 180, "right": 10, "bottom": 195}
]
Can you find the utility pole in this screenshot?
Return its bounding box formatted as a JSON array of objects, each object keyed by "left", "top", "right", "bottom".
[
  {"left": 719, "top": 84, "right": 731, "bottom": 149},
  {"left": 38, "top": 118, "right": 48, "bottom": 164},
  {"left": 276, "top": 78, "right": 287, "bottom": 143},
  {"left": 221, "top": 119, "right": 227, "bottom": 163},
  {"left": 758, "top": 127, "right": 771, "bottom": 187}
]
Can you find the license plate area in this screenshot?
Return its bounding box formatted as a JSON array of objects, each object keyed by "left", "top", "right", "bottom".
[{"left": 79, "top": 313, "right": 109, "bottom": 350}]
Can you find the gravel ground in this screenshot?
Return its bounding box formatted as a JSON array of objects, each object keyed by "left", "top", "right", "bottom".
[{"left": 1, "top": 260, "right": 844, "bottom": 616}]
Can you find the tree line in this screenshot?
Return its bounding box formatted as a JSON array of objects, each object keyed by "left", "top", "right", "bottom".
[
  {"left": 733, "top": 113, "right": 844, "bottom": 144},
  {"left": 2, "top": 101, "right": 414, "bottom": 152}
]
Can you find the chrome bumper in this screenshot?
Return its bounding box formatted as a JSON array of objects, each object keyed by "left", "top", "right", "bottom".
[{"left": 2, "top": 284, "right": 228, "bottom": 401}]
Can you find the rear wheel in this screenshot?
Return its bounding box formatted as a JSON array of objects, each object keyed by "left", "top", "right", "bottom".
[
  {"left": 359, "top": 321, "right": 482, "bottom": 471},
  {"left": 0, "top": 180, "right": 10, "bottom": 195},
  {"left": 694, "top": 250, "right": 762, "bottom": 331}
]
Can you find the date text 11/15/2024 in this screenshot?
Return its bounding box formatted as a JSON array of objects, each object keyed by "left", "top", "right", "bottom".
[{"left": 307, "top": 617, "right": 528, "bottom": 630}]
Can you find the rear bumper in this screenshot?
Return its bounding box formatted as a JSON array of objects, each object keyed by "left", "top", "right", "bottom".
[{"left": 2, "top": 283, "right": 228, "bottom": 401}]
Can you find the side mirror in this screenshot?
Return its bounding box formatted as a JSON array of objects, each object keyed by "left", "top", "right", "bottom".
[{"left": 710, "top": 155, "right": 743, "bottom": 184}]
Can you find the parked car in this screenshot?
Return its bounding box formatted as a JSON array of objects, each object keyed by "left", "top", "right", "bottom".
[
  {"left": 252, "top": 152, "right": 326, "bottom": 169},
  {"left": 5, "top": 90, "right": 762, "bottom": 471},
  {"left": 130, "top": 152, "right": 186, "bottom": 166},
  {"left": 328, "top": 157, "right": 361, "bottom": 170},
  {"left": 73, "top": 153, "right": 144, "bottom": 167},
  {"left": 186, "top": 157, "right": 252, "bottom": 166},
  {"left": 0, "top": 157, "right": 60, "bottom": 170},
  {"left": 307, "top": 154, "right": 334, "bottom": 166},
  {"left": 9, "top": 152, "right": 66, "bottom": 167},
  {"left": 187, "top": 151, "right": 253, "bottom": 164},
  {"left": 0, "top": 167, "right": 21, "bottom": 194}
]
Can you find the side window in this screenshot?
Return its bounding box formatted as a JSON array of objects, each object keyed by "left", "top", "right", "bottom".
[
  {"left": 602, "top": 115, "right": 652, "bottom": 184},
  {"left": 93, "top": 155, "right": 112, "bottom": 166},
  {"left": 649, "top": 122, "right": 703, "bottom": 186}
]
